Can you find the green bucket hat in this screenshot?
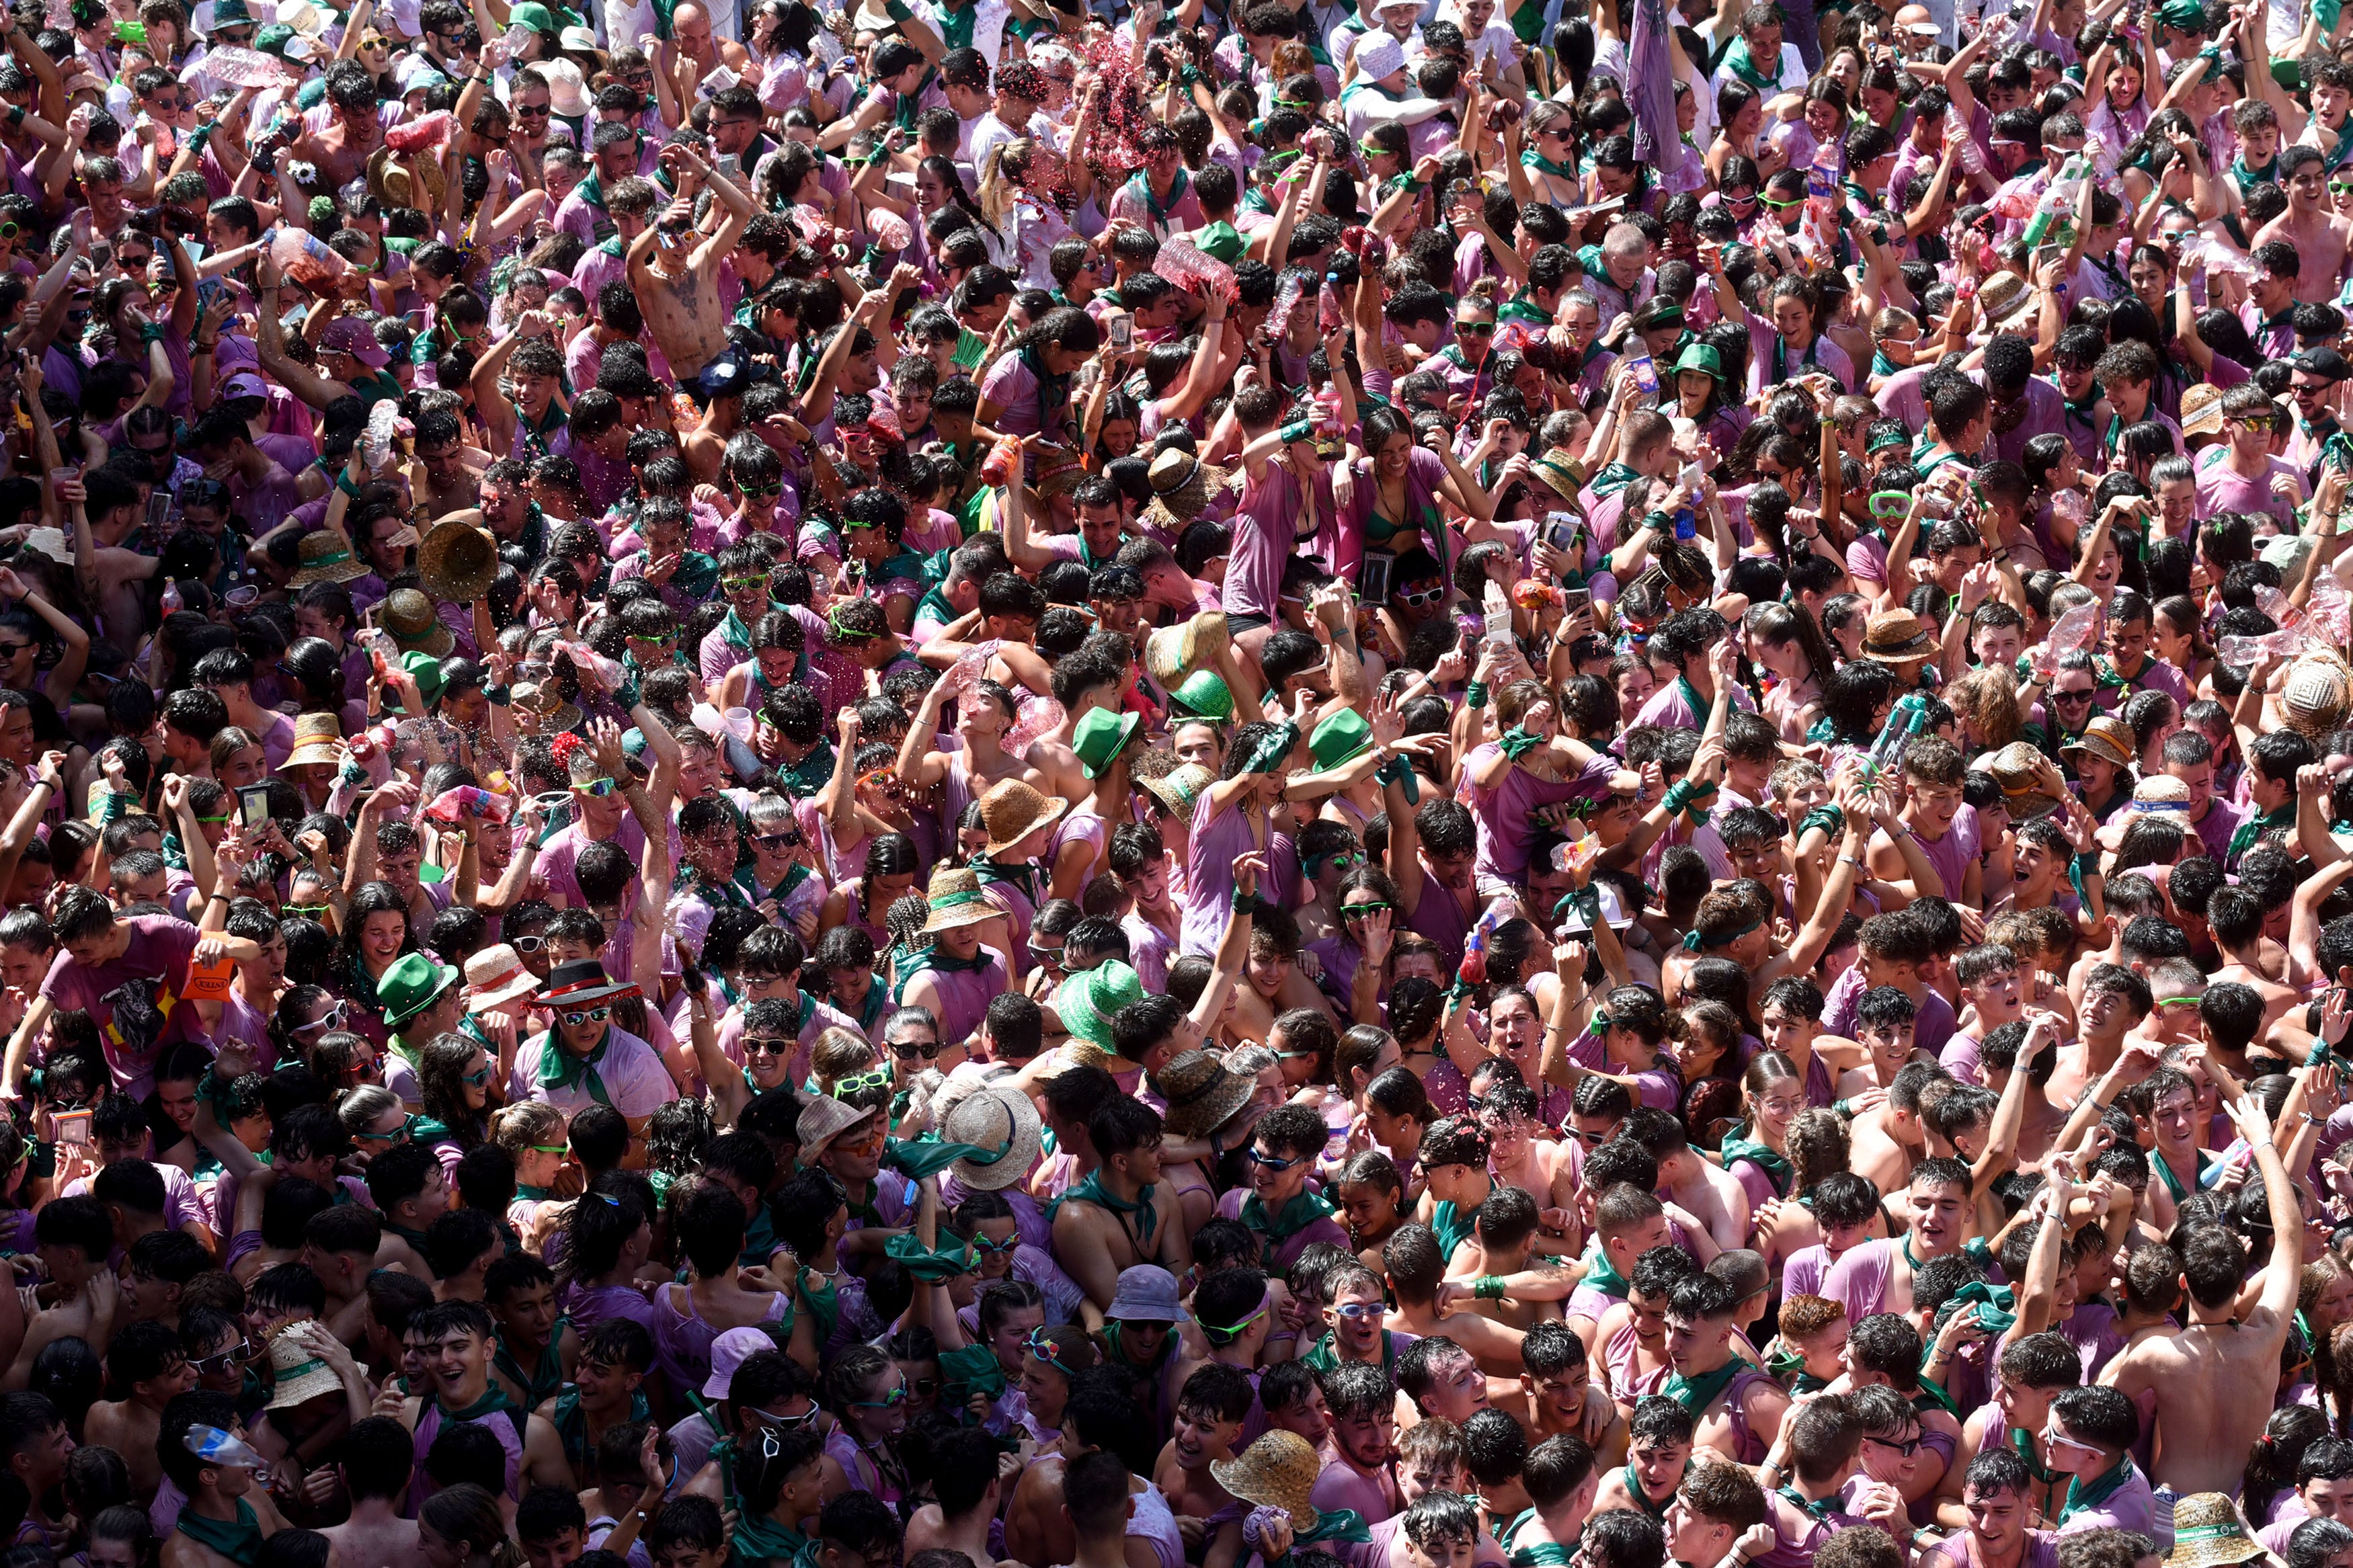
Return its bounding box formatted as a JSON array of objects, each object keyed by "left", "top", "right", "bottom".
[
  {"left": 1072, "top": 707, "right": 1142, "bottom": 780},
  {"left": 1053, "top": 960, "right": 1144, "bottom": 1053},
  {"left": 1310, "top": 709, "right": 1373, "bottom": 770},
  {"left": 386, "top": 651, "right": 446, "bottom": 714},
  {"left": 1170, "top": 670, "right": 1234, "bottom": 722},
  {"left": 380, "top": 952, "right": 460, "bottom": 1028},
  {"left": 1672, "top": 342, "right": 1724, "bottom": 382}
]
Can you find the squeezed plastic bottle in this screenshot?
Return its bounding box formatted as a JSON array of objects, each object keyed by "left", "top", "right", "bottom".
[
  {"left": 159, "top": 577, "right": 182, "bottom": 615},
  {"left": 2048, "top": 600, "right": 2104, "bottom": 655},
  {"left": 1269, "top": 270, "right": 1305, "bottom": 339},
  {"left": 185, "top": 1426, "right": 270, "bottom": 1484},
  {"left": 2256, "top": 583, "right": 2307, "bottom": 631},
  {"left": 425, "top": 786, "right": 513, "bottom": 824},
  {"left": 2023, "top": 155, "right": 2089, "bottom": 249},
  {"left": 1318, "top": 274, "right": 1344, "bottom": 335},
  {"left": 267, "top": 227, "right": 349, "bottom": 290},
  {"left": 2219, "top": 630, "right": 2309, "bottom": 666}
]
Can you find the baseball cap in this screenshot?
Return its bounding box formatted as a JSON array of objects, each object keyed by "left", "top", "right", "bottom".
[{"left": 321, "top": 317, "right": 389, "bottom": 367}]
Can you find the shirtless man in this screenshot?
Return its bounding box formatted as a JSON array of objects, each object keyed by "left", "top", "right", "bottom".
[
  {"left": 1388, "top": 1223, "right": 1532, "bottom": 1376},
  {"left": 2100, "top": 1086, "right": 2299, "bottom": 1504},
  {"left": 2205, "top": 886, "right": 2303, "bottom": 1034},
  {"left": 1156, "top": 1364, "right": 1249, "bottom": 1525},
  {"left": 2258, "top": 145, "right": 2353, "bottom": 304},
  {"left": 1050, "top": 1096, "right": 1193, "bottom": 1313},
  {"left": 626, "top": 142, "right": 761, "bottom": 390},
  {"left": 319, "top": 1415, "right": 428, "bottom": 1568},
  {"left": 83, "top": 1322, "right": 196, "bottom": 1497},
  {"left": 407, "top": 410, "right": 487, "bottom": 518},
  {"left": 1027, "top": 657, "right": 1125, "bottom": 803},
  {"left": 1847, "top": 1061, "right": 1940, "bottom": 1197},
  {"left": 282, "top": 62, "right": 387, "bottom": 194}
]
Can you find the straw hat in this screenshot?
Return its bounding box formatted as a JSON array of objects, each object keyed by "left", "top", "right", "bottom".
[
  {"left": 797, "top": 1096, "right": 882, "bottom": 1164},
  {"left": 381, "top": 588, "right": 454, "bottom": 657},
  {"left": 1976, "top": 270, "right": 2034, "bottom": 325},
  {"left": 2098, "top": 774, "right": 2196, "bottom": 851},
  {"left": 1154, "top": 1050, "right": 1257, "bottom": 1139},
  {"left": 978, "top": 778, "right": 1069, "bottom": 858},
  {"left": 1141, "top": 450, "right": 1232, "bottom": 536},
  {"left": 1209, "top": 1431, "right": 1324, "bottom": 1534},
  {"left": 463, "top": 944, "right": 540, "bottom": 1014},
  {"left": 1140, "top": 762, "right": 1215, "bottom": 823},
  {"left": 284, "top": 712, "right": 344, "bottom": 770},
  {"left": 2282, "top": 656, "right": 2352, "bottom": 739},
  {"left": 2180, "top": 382, "right": 2227, "bottom": 440},
  {"left": 1144, "top": 610, "right": 1230, "bottom": 688},
  {"left": 1984, "top": 741, "right": 2067, "bottom": 820},
  {"left": 288, "top": 530, "right": 368, "bottom": 587},
  {"left": 1860, "top": 609, "right": 1937, "bottom": 664},
  {"left": 365, "top": 143, "right": 447, "bottom": 212},
  {"left": 937, "top": 1084, "right": 1043, "bottom": 1192},
  {"left": 2060, "top": 714, "right": 2137, "bottom": 770},
  {"left": 2162, "top": 1495, "right": 2264, "bottom": 1568},
  {"left": 510, "top": 681, "right": 585, "bottom": 737},
  {"left": 419, "top": 519, "right": 498, "bottom": 604},
  {"left": 1529, "top": 450, "right": 1583, "bottom": 507},
  {"left": 539, "top": 56, "right": 590, "bottom": 118},
  {"left": 265, "top": 1325, "right": 346, "bottom": 1410},
  {"left": 1053, "top": 960, "right": 1145, "bottom": 1054},
  {"left": 920, "top": 867, "right": 1000, "bottom": 935}
]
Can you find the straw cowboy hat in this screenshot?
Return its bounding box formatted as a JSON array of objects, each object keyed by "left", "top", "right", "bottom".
[
  {"left": 2282, "top": 655, "right": 2352, "bottom": 740},
  {"left": 978, "top": 779, "right": 1068, "bottom": 858},
  {"left": 288, "top": 530, "right": 368, "bottom": 587},
  {"left": 1144, "top": 610, "right": 1230, "bottom": 689},
  {"left": 797, "top": 1096, "right": 882, "bottom": 1165},
  {"left": 2162, "top": 1495, "right": 2264, "bottom": 1568},
  {"left": 920, "top": 867, "right": 1000, "bottom": 936},
  {"left": 365, "top": 143, "right": 447, "bottom": 212},
  {"left": 283, "top": 712, "right": 345, "bottom": 771},
  {"left": 265, "top": 1324, "right": 346, "bottom": 1411},
  {"left": 381, "top": 587, "right": 455, "bottom": 658},
  {"left": 1154, "top": 1050, "right": 1257, "bottom": 1140},
  {"left": 463, "top": 944, "right": 540, "bottom": 1014},
  {"left": 1860, "top": 609, "right": 1937, "bottom": 665},
  {"left": 1209, "top": 1432, "right": 1324, "bottom": 1534},
  {"left": 419, "top": 519, "right": 499, "bottom": 604},
  {"left": 1141, "top": 449, "right": 1232, "bottom": 536},
  {"left": 1984, "top": 741, "right": 2067, "bottom": 821},
  {"left": 510, "top": 681, "right": 585, "bottom": 737},
  {"left": 2060, "top": 714, "right": 2137, "bottom": 771},
  {"left": 937, "top": 1084, "right": 1043, "bottom": 1192}
]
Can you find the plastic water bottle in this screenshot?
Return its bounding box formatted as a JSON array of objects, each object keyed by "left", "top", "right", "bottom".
[
  {"left": 2256, "top": 584, "right": 2306, "bottom": 631},
  {"left": 2219, "top": 630, "right": 2309, "bottom": 666},
  {"left": 1318, "top": 274, "right": 1344, "bottom": 335},
  {"left": 2048, "top": 600, "right": 2103, "bottom": 656},
  {"left": 1269, "top": 270, "right": 1306, "bottom": 339},
  {"left": 1862, "top": 692, "right": 1929, "bottom": 782},
  {"left": 185, "top": 1426, "right": 270, "bottom": 1482}
]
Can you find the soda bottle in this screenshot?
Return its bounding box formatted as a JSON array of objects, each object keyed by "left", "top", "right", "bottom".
[
  {"left": 977, "top": 434, "right": 1024, "bottom": 487},
  {"left": 1628, "top": 344, "right": 1658, "bottom": 401}
]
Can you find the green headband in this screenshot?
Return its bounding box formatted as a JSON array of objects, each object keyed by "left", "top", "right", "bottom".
[{"left": 1683, "top": 914, "right": 1763, "bottom": 952}]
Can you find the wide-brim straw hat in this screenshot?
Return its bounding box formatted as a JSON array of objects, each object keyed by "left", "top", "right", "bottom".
[
  {"left": 1154, "top": 1049, "right": 1257, "bottom": 1139},
  {"left": 289, "top": 530, "right": 369, "bottom": 587},
  {"left": 284, "top": 712, "right": 345, "bottom": 770},
  {"left": 419, "top": 519, "right": 499, "bottom": 603},
  {"left": 797, "top": 1096, "right": 881, "bottom": 1164},
  {"left": 1861, "top": 609, "right": 1937, "bottom": 664},
  {"left": 2282, "top": 655, "right": 2352, "bottom": 740},
  {"left": 1144, "top": 611, "right": 1230, "bottom": 688},
  {"left": 1140, "top": 762, "right": 1216, "bottom": 824},
  {"left": 1142, "top": 449, "right": 1231, "bottom": 535},
  {"left": 266, "top": 1326, "right": 346, "bottom": 1410},
  {"left": 366, "top": 143, "right": 447, "bottom": 212},
  {"left": 1529, "top": 450, "right": 1583, "bottom": 506},
  {"left": 463, "top": 944, "right": 541, "bottom": 1013},
  {"left": 2180, "top": 383, "right": 2227, "bottom": 440},
  {"left": 382, "top": 587, "right": 455, "bottom": 657},
  {"left": 1209, "top": 1431, "right": 1323, "bottom": 1534},
  {"left": 937, "top": 1084, "right": 1043, "bottom": 1191},
  {"left": 2060, "top": 714, "right": 2137, "bottom": 770},
  {"left": 1984, "top": 741, "right": 2067, "bottom": 821},
  {"left": 510, "top": 682, "right": 585, "bottom": 737},
  {"left": 2163, "top": 1494, "right": 2264, "bottom": 1568},
  {"left": 921, "top": 866, "right": 999, "bottom": 935},
  {"left": 978, "top": 779, "right": 1068, "bottom": 858}
]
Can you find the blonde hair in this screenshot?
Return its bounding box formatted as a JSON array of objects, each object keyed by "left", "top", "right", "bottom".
[
  {"left": 1944, "top": 665, "right": 2024, "bottom": 751},
  {"left": 492, "top": 1100, "right": 565, "bottom": 1157},
  {"left": 978, "top": 138, "right": 1035, "bottom": 232}
]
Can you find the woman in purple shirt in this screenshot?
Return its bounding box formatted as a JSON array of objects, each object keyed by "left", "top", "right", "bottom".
[{"left": 978, "top": 306, "right": 1102, "bottom": 444}]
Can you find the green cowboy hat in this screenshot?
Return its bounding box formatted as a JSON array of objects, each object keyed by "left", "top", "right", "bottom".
[
  {"left": 1170, "top": 670, "right": 1234, "bottom": 722},
  {"left": 1072, "top": 707, "right": 1142, "bottom": 781},
  {"left": 1310, "top": 709, "right": 1373, "bottom": 771},
  {"left": 385, "top": 651, "right": 446, "bottom": 715},
  {"left": 1053, "top": 960, "right": 1144, "bottom": 1053},
  {"left": 380, "top": 952, "right": 461, "bottom": 1028},
  {"left": 1672, "top": 342, "right": 1724, "bottom": 382}
]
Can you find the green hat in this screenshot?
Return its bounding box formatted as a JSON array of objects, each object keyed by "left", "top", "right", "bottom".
[
  {"left": 1672, "top": 342, "right": 1724, "bottom": 381},
  {"left": 1053, "top": 960, "right": 1145, "bottom": 1053},
  {"left": 2155, "top": 0, "right": 2206, "bottom": 28},
  {"left": 1310, "top": 709, "right": 1373, "bottom": 771},
  {"left": 1170, "top": 670, "right": 1234, "bottom": 722},
  {"left": 211, "top": 0, "right": 255, "bottom": 25},
  {"left": 387, "top": 651, "right": 445, "bottom": 714},
  {"left": 380, "top": 952, "right": 461, "bottom": 1028},
  {"left": 508, "top": 1, "right": 558, "bottom": 30},
  {"left": 1072, "top": 707, "right": 1142, "bottom": 781},
  {"left": 1866, "top": 425, "right": 1911, "bottom": 454},
  {"left": 254, "top": 22, "right": 295, "bottom": 54},
  {"left": 1193, "top": 220, "right": 1246, "bottom": 264}
]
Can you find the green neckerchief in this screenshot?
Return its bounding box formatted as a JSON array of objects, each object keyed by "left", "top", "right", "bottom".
[
  {"left": 732, "top": 1510, "right": 814, "bottom": 1567},
  {"left": 576, "top": 169, "right": 607, "bottom": 213},
  {"left": 2007, "top": 1426, "right": 2057, "bottom": 1485},
  {"left": 517, "top": 1183, "right": 551, "bottom": 1200},
  {"left": 772, "top": 741, "right": 838, "bottom": 799},
  {"left": 2229, "top": 802, "right": 2296, "bottom": 862},
  {"left": 1622, "top": 1462, "right": 1671, "bottom": 1520},
  {"left": 1520, "top": 146, "right": 1578, "bottom": 181},
  {"left": 1503, "top": 1510, "right": 1574, "bottom": 1568},
  {"left": 1302, "top": 1328, "right": 1399, "bottom": 1374},
  {"left": 1295, "top": 1511, "right": 1373, "bottom": 1551},
  {"left": 1587, "top": 460, "right": 1641, "bottom": 497},
  {"left": 938, "top": 1342, "right": 1007, "bottom": 1411},
  {"left": 1661, "top": 1358, "right": 1747, "bottom": 1415},
  {"left": 554, "top": 1385, "right": 652, "bottom": 1473},
  {"left": 893, "top": 69, "right": 937, "bottom": 132},
  {"left": 596, "top": 235, "right": 627, "bottom": 258},
  {"left": 2059, "top": 1458, "right": 2137, "bottom": 1524},
  {"left": 1129, "top": 165, "right": 1191, "bottom": 227},
  {"left": 1240, "top": 1189, "right": 1337, "bottom": 1250},
  {"left": 971, "top": 856, "right": 1039, "bottom": 902},
  {"left": 1581, "top": 1237, "right": 1628, "bottom": 1297},
  {"left": 1872, "top": 348, "right": 1901, "bottom": 380},
  {"left": 1048, "top": 1170, "right": 1158, "bottom": 1241},
  {"left": 2231, "top": 153, "right": 2278, "bottom": 197},
  {"left": 936, "top": 0, "right": 975, "bottom": 49},
  {"left": 1498, "top": 290, "right": 1550, "bottom": 325},
  {"left": 883, "top": 1231, "right": 976, "bottom": 1280},
  {"left": 1934, "top": 1280, "right": 2017, "bottom": 1336},
  {"left": 1720, "top": 34, "right": 1779, "bottom": 90},
  {"left": 1674, "top": 673, "right": 1708, "bottom": 724},
  {"left": 1105, "top": 1317, "right": 1176, "bottom": 1372},
  {"left": 494, "top": 1322, "right": 567, "bottom": 1410},
  {"left": 1431, "top": 1198, "right": 1482, "bottom": 1262},
  {"left": 1771, "top": 332, "right": 1821, "bottom": 384},
  {"left": 891, "top": 944, "right": 996, "bottom": 1003},
  {"left": 1900, "top": 1234, "right": 1994, "bottom": 1275},
  {"left": 437, "top": 1383, "right": 517, "bottom": 1425},
  {"left": 1498, "top": 727, "right": 1546, "bottom": 761},
  {"left": 1718, "top": 1124, "right": 1792, "bottom": 1198},
  {"left": 1778, "top": 1484, "right": 1841, "bottom": 1523},
  {"left": 2151, "top": 1144, "right": 2191, "bottom": 1203},
  {"left": 175, "top": 1501, "right": 264, "bottom": 1567},
  {"left": 797, "top": 1264, "right": 841, "bottom": 1345},
  {"left": 536, "top": 1028, "right": 614, "bottom": 1108},
  {"left": 1912, "top": 1378, "right": 1962, "bottom": 1417}
]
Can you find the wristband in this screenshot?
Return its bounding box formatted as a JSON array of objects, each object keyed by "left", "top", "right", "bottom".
[
  {"left": 2071, "top": 850, "right": 2100, "bottom": 879},
  {"left": 1230, "top": 887, "right": 1262, "bottom": 915},
  {"left": 138, "top": 323, "right": 163, "bottom": 345},
  {"left": 483, "top": 684, "right": 511, "bottom": 706},
  {"left": 1474, "top": 1275, "right": 1507, "bottom": 1300},
  {"left": 1466, "top": 681, "right": 1488, "bottom": 709},
  {"left": 7, "top": 106, "right": 23, "bottom": 128},
  {"left": 1833, "top": 1098, "right": 1856, "bottom": 1117},
  {"left": 188, "top": 120, "right": 214, "bottom": 150}
]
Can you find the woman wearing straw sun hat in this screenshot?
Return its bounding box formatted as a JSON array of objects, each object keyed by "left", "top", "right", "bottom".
[{"left": 895, "top": 868, "right": 1012, "bottom": 1053}]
